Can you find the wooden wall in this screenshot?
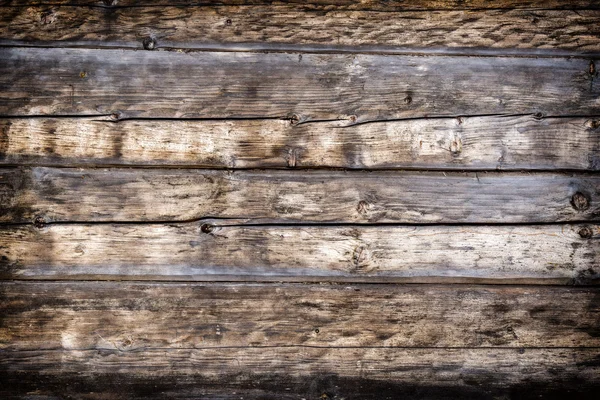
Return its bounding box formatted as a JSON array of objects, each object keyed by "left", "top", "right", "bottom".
[{"left": 0, "top": 0, "right": 599, "bottom": 398}]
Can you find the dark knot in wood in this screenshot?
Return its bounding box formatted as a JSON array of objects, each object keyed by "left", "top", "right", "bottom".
[
  {"left": 201, "top": 223, "right": 214, "bottom": 234},
  {"left": 578, "top": 226, "right": 594, "bottom": 239},
  {"left": 571, "top": 192, "right": 590, "bottom": 212}
]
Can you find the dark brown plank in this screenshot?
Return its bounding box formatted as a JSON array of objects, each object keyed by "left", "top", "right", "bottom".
[
  {"left": 2, "top": 223, "right": 598, "bottom": 283},
  {"left": 2, "top": 7, "right": 599, "bottom": 54},
  {"left": 1, "top": 347, "right": 599, "bottom": 399},
  {"left": 1, "top": 0, "right": 598, "bottom": 11},
  {"left": 1, "top": 281, "right": 598, "bottom": 398},
  {"left": 1, "top": 168, "right": 598, "bottom": 223},
  {"left": 0, "top": 48, "right": 598, "bottom": 120},
  {"left": 2, "top": 116, "right": 599, "bottom": 170},
  {"left": 2, "top": 282, "right": 598, "bottom": 349}
]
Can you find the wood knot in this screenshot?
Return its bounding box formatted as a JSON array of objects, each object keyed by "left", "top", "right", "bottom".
[
  {"left": 351, "top": 245, "right": 370, "bottom": 269},
  {"left": 589, "top": 60, "right": 597, "bottom": 77},
  {"left": 356, "top": 200, "right": 371, "bottom": 215},
  {"left": 40, "top": 10, "right": 56, "bottom": 24},
  {"left": 201, "top": 223, "right": 214, "bottom": 234},
  {"left": 571, "top": 192, "right": 590, "bottom": 212},
  {"left": 349, "top": 115, "right": 357, "bottom": 123},
  {"left": 456, "top": 116, "right": 463, "bottom": 125},
  {"left": 110, "top": 112, "right": 122, "bottom": 121},
  {"left": 289, "top": 114, "right": 300, "bottom": 125},
  {"left": 33, "top": 216, "right": 46, "bottom": 228},
  {"left": 79, "top": 71, "right": 87, "bottom": 79},
  {"left": 585, "top": 119, "right": 600, "bottom": 130},
  {"left": 102, "top": 0, "right": 118, "bottom": 6},
  {"left": 578, "top": 226, "right": 594, "bottom": 239},
  {"left": 403, "top": 96, "right": 412, "bottom": 105},
  {"left": 142, "top": 37, "right": 156, "bottom": 50},
  {"left": 533, "top": 112, "right": 544, "bottom": 120},
  {"left": 450, "top": 135, "right": 462, "bottom": 155},
  {"left": 285, "top": 147, "right": 301, "bottom": 168}
]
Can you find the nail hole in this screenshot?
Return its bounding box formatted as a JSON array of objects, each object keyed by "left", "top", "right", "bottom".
[
  {"left": 33, "top": 216, "right": 45, "bottom": 228},
  {"left": 142, "top": 37, "right": 156, "bottom": 50},
  {"left": 533, "top": 112, "right": 544, "bottom": 120},
  {"left": 404, "top": 96, "right": 412, "bottom": 105},
  {"left": 571, "top": 192, "right": 590, "bottom": 212},
  {"left": 314, "top": 328, "right": 320, "bottom": 334},
  {"left": 226, "top": 19, "right": 232, "bottom": 25},
  {"left": 201, "top": 224, "right": 214, "bottom": 234},
  {"left": 79, "top": 71, "right": 87, "bottom": 79}
]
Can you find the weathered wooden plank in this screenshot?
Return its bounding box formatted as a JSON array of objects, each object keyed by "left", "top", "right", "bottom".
[
  {"left": 1, "top": 168, "right": 599, "bottom": 223},
  {"left": 1, "top": 0, "right": 598, "bottom": 11},
  {"left": 0, "top": 48, "right": 598, "bottom": 120},
  {"left": 1, "top": 282, "right": 598, "bottom": 349},
  {"left": 1, "top": 347, "right": 599, "bottom": 399},
  {"left": 2, "top": 7, "right": 599, "bottom": 54},
  {"left": 1, "top": 223, "right": 598, "bottom": 282},
  {"left": 2, "top": 116, "right": 599, "bottom": 170}
]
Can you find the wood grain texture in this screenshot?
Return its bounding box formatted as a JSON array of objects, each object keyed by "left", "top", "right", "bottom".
[
  {"left": 2, "top": 116, "right": 599, "bottom": 170},
  {"left": 1, "top": 223, "right": 598, "bottom": 282},
  {"left": 1, "top": 48, "right": 598, "bottom": 120},
  {"left": 1, "top": 168, "right": 599, "bottom": 223},
  {"left": 2, "top": 7, "right": 600, "bottom": 54},
  {"left": 1, "top": 347, "right": 599, "bottom": 399},
  {"left": 1, "top": 0, "right": 599, "bottom": 11},
  {"left": 2, "top": 282, "right": 598, "bottom": 349}
]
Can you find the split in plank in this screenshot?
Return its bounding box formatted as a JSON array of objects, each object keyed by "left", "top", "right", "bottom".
[
  {"left": 2, "top": 7, "right": 600, "bottom": 54},
  {"left": 1, "top": 115, "right": 599, "bottom": 170},
  {"left": 1, "top": 48, "right": 598, "bottom": 120},
  {"left": 1, "top": 346, "right": 599, "bottom": 399},
  {"left": 1, "top": 282, "right": 598, "bottom": 349},
  {"left": 0, "top": 168, "right": 598, "bottom": 223},
  {"left": 1, "top": 223, "right": 598, "bottom": 283},
  {"left": 1, "top": 0, "right": 598, "bottom": 11}
]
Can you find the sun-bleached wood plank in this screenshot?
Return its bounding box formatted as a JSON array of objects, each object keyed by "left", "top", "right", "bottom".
[
  {"left": 1, "top": 116, "right": 598, "bottom": 170},
  {"left": 1, "top": 223, "right": 597, "bottom": 283},
  {"left": 1, "top": 282, "right": 598, "bottom": 350},
  {"left": 0, "top": 168, "right": 598, "bottom": 223},
  {"left": 1, "top": 7, "right": 599, "bottom": 54},
  {"left": 0, "top": 48, "right": 598, "bottom": 120}
]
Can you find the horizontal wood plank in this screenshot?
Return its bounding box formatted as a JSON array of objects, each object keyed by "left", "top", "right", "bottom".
[
  {"left": 1, "top": 223, "right": 598, "bottom": 282},
  {"left": 1, "top": 0, "right": 598, "bottom": 11},
  {"left": 1, "top": 282, "right": 598, "bottom": 349},
  {"left": 1, "top": 168, "right": 599, "bottom": 223},
  {"left": 2, "top": 7, "right": 599, "bottom": 54},
  {"left": 2, "top": 116, "right": 599, "bottom": 170},
  {"left": 1, "top": 281, "right": 598, "bottom": 397},
  {"left": 1, "top": 347, "right": 598, "bottom": 399},
  {"left": 0, "top": 48, "right": 598, "bottom": 120}
]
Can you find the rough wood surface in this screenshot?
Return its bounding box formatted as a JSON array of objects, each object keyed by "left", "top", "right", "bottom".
[
  {"left": 2, "top": 282, "right": 598, "bottom": 349},
  {"left": 1, "top": 347, "right": 599, "bottom": 399},
  {"left": 2, "top": 223, "right": 598, "bottom": 282},
  {"left": 1, "top": 0, "right": 598, "bottom": 11},
  {"left": 1, "top": 48, "right": 598, "bottom": 120},
  {"left": 1, "top": 168, "right": 599, "bottom": 223},
  {"left": 2, "top": 7, "right": 599, "bottom": 54},
  {"left": 2, "top": 116, "right": 599, "bottom": 170}
]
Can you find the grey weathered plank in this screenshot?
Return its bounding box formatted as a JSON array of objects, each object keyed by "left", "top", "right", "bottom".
[
  {"left": 0, "top": 48, "right": 598, "bottom": 120},
  {"left": 1, "top": 223, "right": 598, "bottom": 283},
  {"left": 2, "top": 7, "right": 599, "bottom": 54},
  {"left": 1, "top": 282, "right": 598, "bottom": 349},
  {"left": 1, "top": 168, "right": 598, "bottom": 223},
  {"left": 2, "top": 116, "right": 599, "bottom": 170},
  {"left": 1, "top": 347, "right": 599, "bottom": 399},
  {"left": 1, "top": 0, "right": 598, "bottom": 11}
]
